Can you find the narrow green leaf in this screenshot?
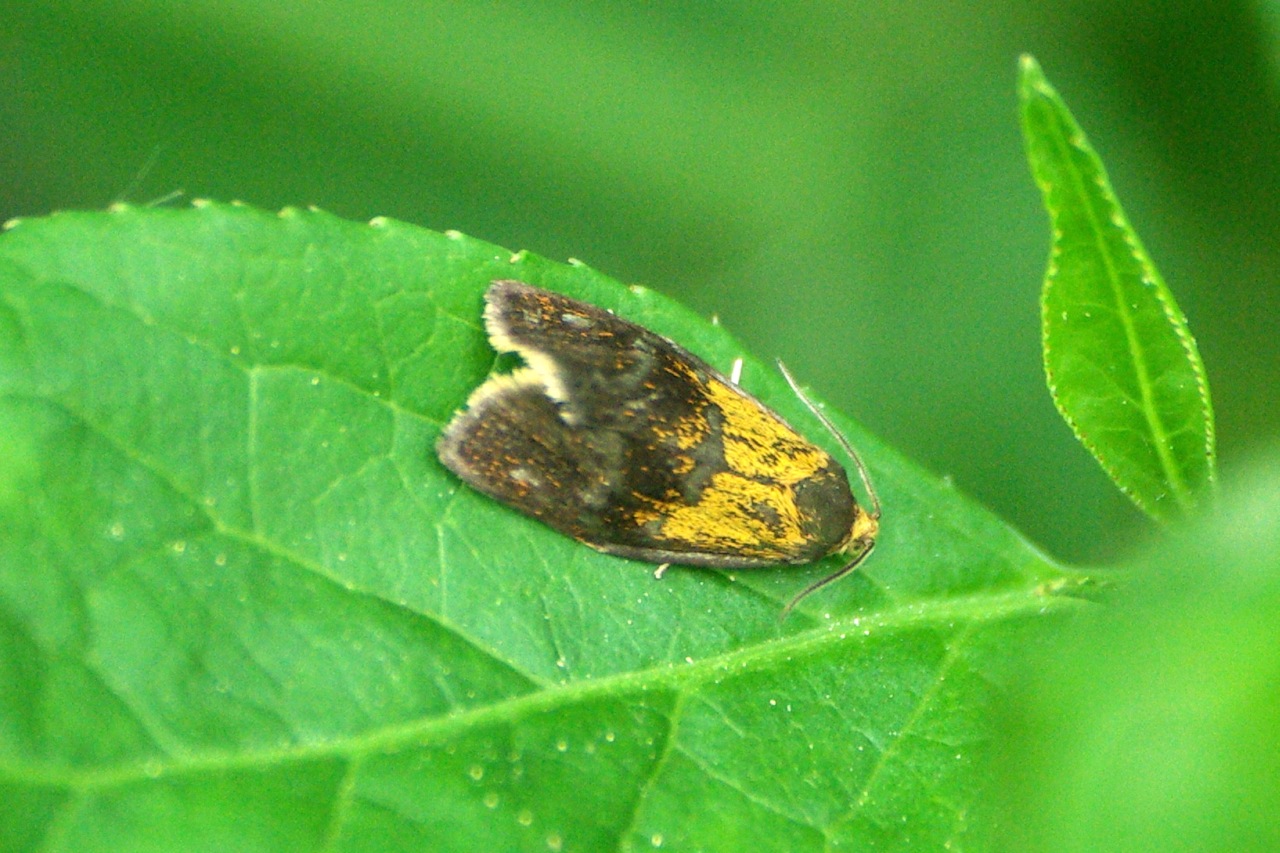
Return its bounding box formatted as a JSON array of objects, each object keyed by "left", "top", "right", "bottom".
[
  {"left": 1019, "top": 55, "right": 1216, "bottom": 522},
  {"left": 0, "top": 202, "right": 1078, "bottom": 851}
]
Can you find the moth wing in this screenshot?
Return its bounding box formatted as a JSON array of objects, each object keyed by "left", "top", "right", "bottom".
[
  {"left": 439, "top": 281, "right": 858, "bottom": 567},
  {"left": 484, "top": 280, "right": 683, "bottom": 429},
  {"left": 437, "top": 369, "right": 629, "bottom": 544}
]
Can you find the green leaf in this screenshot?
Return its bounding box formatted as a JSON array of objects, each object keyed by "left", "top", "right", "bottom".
[
  {"left": 1019, "top": 55, "right": 1216, "bottom": 523},
  {"left": 991, "top": 445, "right": 1280, "bottom": 851},
  {"left": 1, "top": 202, "right": 1077, "bottom": 851}
]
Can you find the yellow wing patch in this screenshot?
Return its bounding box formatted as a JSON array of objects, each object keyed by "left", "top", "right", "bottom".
[
  {"left": 634, "top": 366, "right": 837, "bottom": 558},
  {"left": 706, "top": 378, "right": 830, "bottom": 484},
  {"left": 652, "top": 470, "right": 807, "bottom": 559}
]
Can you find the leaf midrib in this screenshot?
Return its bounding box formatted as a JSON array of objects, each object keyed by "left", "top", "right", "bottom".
[{"left": 2, "top": 584, "right": 1082, "bottom": 792}]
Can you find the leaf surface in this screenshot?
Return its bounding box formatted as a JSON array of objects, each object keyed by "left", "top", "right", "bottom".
[{"left": 0, "top": 203, "right": 1076, "bottom": 851}]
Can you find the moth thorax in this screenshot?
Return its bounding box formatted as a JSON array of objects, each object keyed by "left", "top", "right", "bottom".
[{"left": 791, "top": 463, "right": 858, "bottom": 560}]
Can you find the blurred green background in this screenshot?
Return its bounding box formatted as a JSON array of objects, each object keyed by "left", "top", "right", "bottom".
[{"left": 5, "top": 0, "right": 1278, "bottom": 564}]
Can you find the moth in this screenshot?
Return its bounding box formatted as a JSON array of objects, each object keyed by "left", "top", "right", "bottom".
[{"left": 436, "top": 280, "right": 880, "bottom": 614}]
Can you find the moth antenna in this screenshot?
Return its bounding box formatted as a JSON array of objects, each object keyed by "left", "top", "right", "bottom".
[
  {"left": 780, "top": 540, "right": 876, "bottom": 620},
  {"left": 776, "top": 360, "right": 880, "bottom": 520}
]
